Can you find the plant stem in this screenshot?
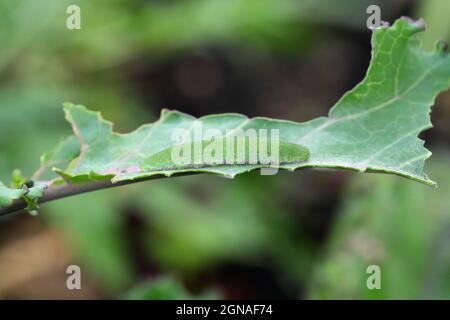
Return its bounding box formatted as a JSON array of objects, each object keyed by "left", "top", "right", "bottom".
[{"left": 0, "top": 174, "right": 193, "bottom": 217}]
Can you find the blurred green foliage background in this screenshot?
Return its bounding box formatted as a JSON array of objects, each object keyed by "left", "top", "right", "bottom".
[{"left": 0, "top": 0, "right": 449, "bottom": 299}]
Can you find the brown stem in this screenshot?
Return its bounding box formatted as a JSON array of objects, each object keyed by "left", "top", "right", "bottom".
[{"left": 0, "top": 173, "right": 194, "bottom": 217}]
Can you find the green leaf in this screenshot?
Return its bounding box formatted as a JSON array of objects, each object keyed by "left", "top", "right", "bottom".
[
  {"left": 11, "top": 169, "right": 27, "bottom": 189},
  {"left": 53, "top": 103, "right": 310, "bottom": 183},
  {"left": 0, "top": 180, "right": 46, "bottom": 215},
  {"left": 293, "top": 17, "right": 448, "bottom": 186},
  {"left": 21, "top": 181, "right": 47, "bottom": 216},
  {"left": 1, "top": 18, "right": 449, "bottom": 213},
  {"left": 32, "top": 135, "right": 81, "bottom": 181},
  {"left": 0, "top": 181, "right": 25, "bottom": 208},
  {"left": 56, "top": 18, "right": 450, "bottom": 187}
]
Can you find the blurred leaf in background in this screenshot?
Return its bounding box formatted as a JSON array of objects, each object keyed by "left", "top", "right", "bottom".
[
  {"left": 135, "top": 173, "right": 315, "bottom": 277},
  {"left": 308, "top": 155, "right": 450, "bottom": 299},
  {"left": 124, "top": 276, "right": 219, "bottom": 300},
  {"left": 45, "top": 189, "right": 134, "bottom": 294}
]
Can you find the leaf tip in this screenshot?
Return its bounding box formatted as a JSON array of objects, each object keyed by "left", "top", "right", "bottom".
[
  {"left": 161, "top": 108, "right": 172, "bottom": 116},
  {"left": 62, "top": 102, "right": 76, "bottom": 112},
  {"left": 399, "top": 16, "right": 426, "bottom": 32},
  {"left": 376, "top": 20, "right": 391, "bottom": 30}
]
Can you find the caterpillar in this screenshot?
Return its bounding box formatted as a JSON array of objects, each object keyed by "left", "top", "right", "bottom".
[{"left": 141, "top": 140, "right": 310, "bottom": 172}]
